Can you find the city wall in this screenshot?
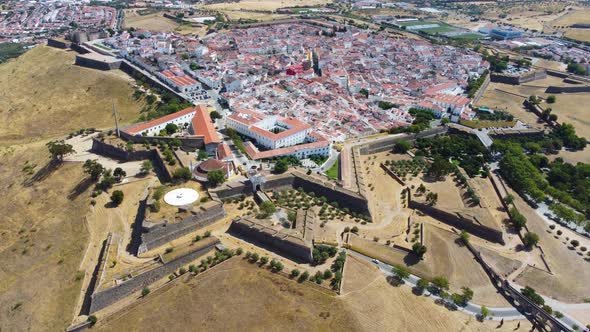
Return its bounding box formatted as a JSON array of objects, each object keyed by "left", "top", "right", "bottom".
[
  {"left": 75, "top": 54, "right": 121, "bottom": 71},
  {"left": 227, "top": 217, "right": 313, "bottom": 263},
  {"left": 490, "top": 70, "right": 547, "bottom": 85},
  {"left": 464, "top": 240, "right": 569, "bottom": 332},
  {"left": 139, "top": 201, "right": 226, "bottom": 254},
  {"left": 119, "top": 130, "right": 205, "bottom": 150},
  {"left": 89, "top": 240, "right": 218, "bottom": 314},
  {"left": 472, "top": 73, "right": 491, "bottom": 104},
  {"left": 211, "top": 171, "right": 371, "bottom": 217},
  {"left": 545, "top": 85, "right": 590, "bottom": 94},
  {"left": 91, "top": 138, "right": 172, "bottom": 182}
]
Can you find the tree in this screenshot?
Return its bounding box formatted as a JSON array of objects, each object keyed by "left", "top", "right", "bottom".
[
  {"left": 110, "top": 190, "right": 124, "bottom": 206},
  {"left": 480, "top": 305, "right": 489, "bottom": 319},
  {"left": 431, "top": 276, "right": 449, "bottom": 291},
  {"left": 416, "top": 278, "right": 430, "bottom": 291},
  {"left": 274, "top": 158, "right": 289, "bottom": 174},
  {"left": 165, "top": 123, "right": 179, "bottom": 135},
  {"left": 250, "top": 252, "right": 259, "bottom": 262},
  {"left": 287, "top": 210, "right": 297, "bottom": 222},
  {"left": 459, "top": 230, "right": 470, "bottom": 245},
  {"left": 259, "top": 256, "right": 269, "bottom": 265},
  {"left": 197, "top": 149, "right": 208, "bottom": 161},
  {"left": 392, "top": 264, "right": 410, "bottom": 282},
  {"left": 412, "top": 242, "right": 427, "bottom": 259},
  {"left": 503, "top": 194, "right": 514, "bottom": 205},
  {"left": 46, "top": 140, "right": 75, "bottom": 162},
  {"left": 425, "top": 192, "right": 438, "bottom": 206},
  {"left": 87, "top": 315, "right": 98, "bottom": 325},
  {"left": 141, "top": 286, "right": 150, "bottom": 297},
  {"left": 299, "top": 271, "right": 309, "bottom": 282},
  {"left": 523, "top": 232, "right": 539, "bottom": 249},
  {"left": 416, "top": 183, "right": 426, "bottom": 195},
  {"left": 83, "top": 160, "right": 105, "bottom": 181},
  {"left": 140, "top": 160, "right": 153, "bottom": 174},
  {"left": 207, "top": 169, "right": 225, "bottom": 187},
  {"left": 173, "top": 167, "right": 193, "bottom": 181},
  {"left": 510, "top": 208, "right": 527, "bottom": 230},
  {"left": 259, "top": 201, "right": 276, "bottom": 218},
  {"left": 210, "top": 111, "right": 222, "bottom": 120},
  {"left": 291, "top": 269, "right": 300, "bottom": 278},
  {"left": 113, "top": 167, "right": 126, "bottom": 182},
  {"left": 427, "top": 157, "right": 453, "bottom": 179},
  {"left": 441, "top": 117, "right": 450, "bottom": 125},
  {"left": 521, "top": 286, "right": 544, "bottom": 305},
  {"left": 393, "top": 140, "right": 411, "bottom": 154},
  {"left": 546, "top": 95, "right": 556, "bottom": 104},
  {"left": 461, "top": 286, "right": 474, "bottom": 303}
]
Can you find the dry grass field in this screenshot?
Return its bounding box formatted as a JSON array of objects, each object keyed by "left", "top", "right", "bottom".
[
  {"left": 123, "top": 9, "right": 206, "bottom": 35},
  {"left": 0, "top": 46, "right": 145, "bottom": 145},
  {"left": 222, "top": 10, "right": 289, "bottom": 21},
  {"left": 95, "top": 257, "right": 361, "bottom": 331},
  {"left": 0, "top": 46, "right": 147, "bottom": 330},
  {"left": 551, "top": 8, "right": 590, "bottom": 42},
  {"left": 123, "top": 9, "right": 178, "bottom": 31},
  {"left": 340, "top": 254, "right": 531, "bottom": 332},
  {"left": 0, "top": 143, "right": 90, "bottom": 331},
  {"left": 203, "top": 0, "right": 331, "bottom": 12},
  {"left": 475, "top": 2, "right": 568, "bottom": 32},
  {"left": 477, "top": 77, "right": 590, "bottom": 144},
  {"left": 511, "top": 191, "right": 590, "bottom": 303}
]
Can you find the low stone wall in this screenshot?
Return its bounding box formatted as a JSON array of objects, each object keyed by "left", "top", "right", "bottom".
[
  {"left": 139, "top": 201, "right": 226, "bottom": 254},
  {"left": 380, "top": 163, "right": 405, "bottom": 186},
  {"left": 227, "top": 217, "right": 313, "bottom": 263},
  {"left": 89, "top": 240, "right": 218, "bottom": 313},
  {"left": 408, "top": 201, "right": 504, "bottom": 244}
]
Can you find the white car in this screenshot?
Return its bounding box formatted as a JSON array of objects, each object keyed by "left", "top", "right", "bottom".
[{"left": 372, "top": 259, "right": 380, "bottom": 264}]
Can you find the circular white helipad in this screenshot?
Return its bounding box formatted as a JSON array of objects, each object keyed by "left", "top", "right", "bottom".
[{"left": 164, "top": 188, "right": 199, "bottom": 206}]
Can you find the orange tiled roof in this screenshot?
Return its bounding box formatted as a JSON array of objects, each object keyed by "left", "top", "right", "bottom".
[
  {"left": 125, "top": 107, "right": 196, "bottom": 135},
  {"left": 191, "top": 105, "right": 220, "bottom": 145}
]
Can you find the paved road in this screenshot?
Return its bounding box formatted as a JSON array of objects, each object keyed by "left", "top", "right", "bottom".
[
  {"left": 348, "top": 250, "right": 526, "bottom": 321},
  {"left": 351, "top": 250, "right": 588, "bottom": 329}
]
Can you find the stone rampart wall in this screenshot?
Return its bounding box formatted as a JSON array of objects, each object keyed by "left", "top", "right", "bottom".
[
  {"left": 408, "top": 201, "right": 504, "bottom": 244},
  {"left": 227, "top": 219, "right": 312, "bottom": 263},
  {"left": 139, "top": 202, "right": 225, "bottom": 254},
  {"left": 89, "top": 240, "right": 217, "bottom": 313},
  {"left": 91, "top": 139, "right": 172, "bottom": 182},
  {"left": 490, "top": 70, "right": 547, "bottom": 85},
  {"left": 545, "top": 85, "right": 590, "bottom": 94}
]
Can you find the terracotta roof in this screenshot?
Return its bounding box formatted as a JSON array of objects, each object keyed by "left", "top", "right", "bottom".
[
  {"left": 216, "top": 142, "right": 233, "bottom": 160},
  {"left": 191, "top": 105, "right": 220, "bottom": 145},
  {"left": 124, "top": 107, "right": 196, "bottom": 135},
  {"left": 197, "top": 158, "right": 225, "bottom": 172},
  {"left": 244, "top": 140, "right": 329, "bottom": 160}
]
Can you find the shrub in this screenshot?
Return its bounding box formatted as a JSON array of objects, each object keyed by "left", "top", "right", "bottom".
[
  {"left": 235, "top": 247, "right": 243, "bottom": 255},
  {"left": 141, "top": 287, "right": 150, "bottom": 297},
  {"left": 570, "top": 239, "right": 580, "bottom": 247},
  {"left": 299, "top": 271, "right": 309, "bottom": 282},
  {"left": 87, "top": 315, "right": 98, "bottom": 325},
  {"left": 291, "top": 269, "right": 300, "bottom": 278}
]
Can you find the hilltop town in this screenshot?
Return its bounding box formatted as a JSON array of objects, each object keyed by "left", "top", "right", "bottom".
[{"left": 0, "top": 1, "right": 590, "bottom": 332}]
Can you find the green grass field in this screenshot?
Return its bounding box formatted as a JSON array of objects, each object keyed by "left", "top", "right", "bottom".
[{"left": 326, "top": 159, "right": 339, "bottom": 180}]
